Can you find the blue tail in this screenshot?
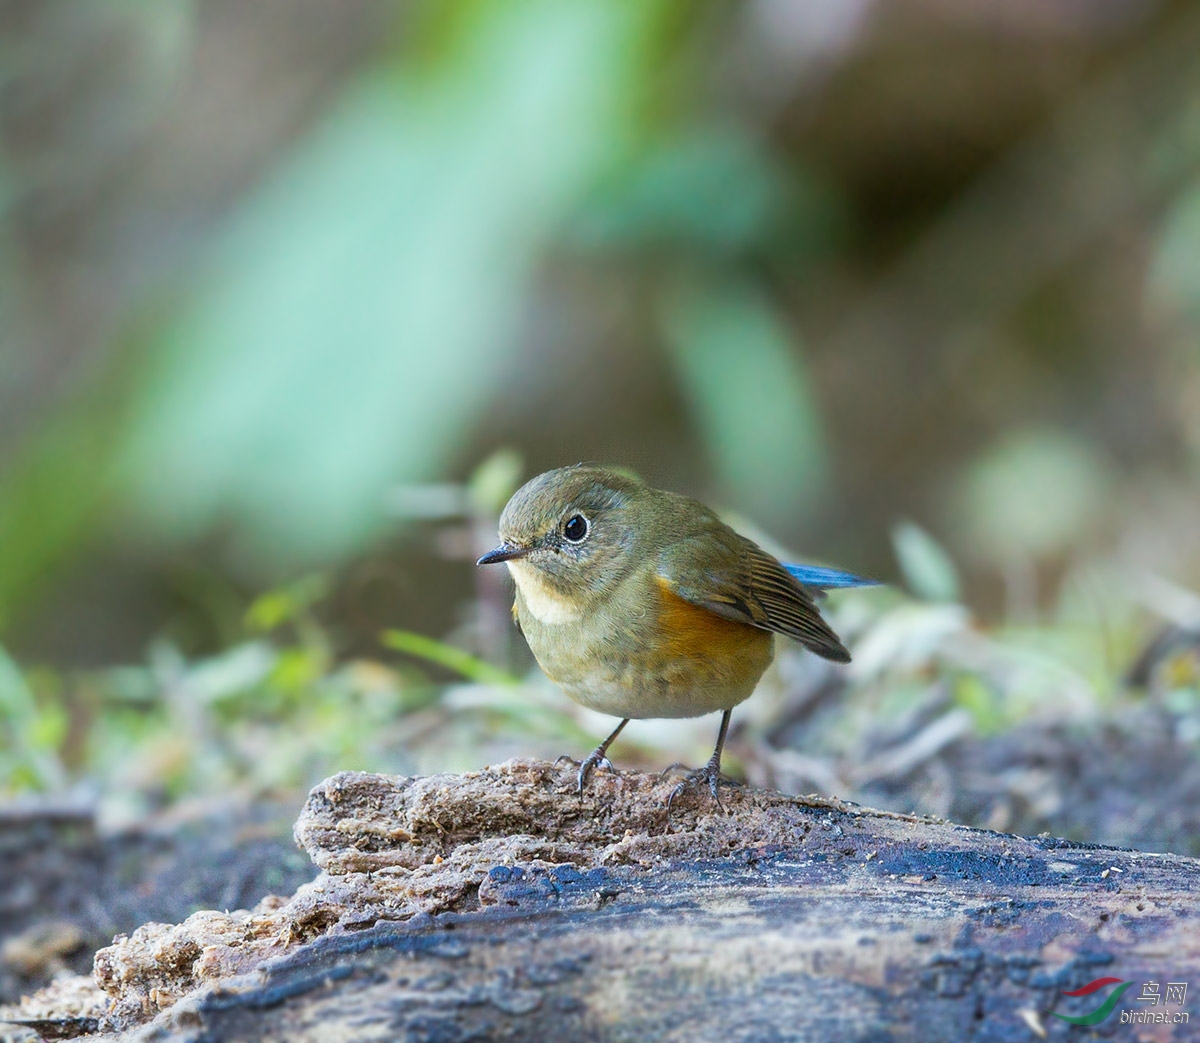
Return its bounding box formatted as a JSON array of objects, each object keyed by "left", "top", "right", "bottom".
[{"left": 784, "top": 562, "right": 879, "bottom": 590}]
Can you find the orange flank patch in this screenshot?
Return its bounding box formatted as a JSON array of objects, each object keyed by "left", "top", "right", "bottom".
[{"left": 653, "top": 576, "right": 772, "bottom": 673}]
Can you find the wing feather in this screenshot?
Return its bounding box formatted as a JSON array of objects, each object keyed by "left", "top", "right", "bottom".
[{"left": 658, "top": 519, "right": 851, "bottom": 663}]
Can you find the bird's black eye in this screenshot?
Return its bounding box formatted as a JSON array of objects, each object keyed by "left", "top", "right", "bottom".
[{"left": 563, "top": 514, "right": 589, "bottom": 543}]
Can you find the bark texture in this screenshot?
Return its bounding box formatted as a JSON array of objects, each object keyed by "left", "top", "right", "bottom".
[{"left": 4, "top": 759, "right": 1199, "bottom": 1042}]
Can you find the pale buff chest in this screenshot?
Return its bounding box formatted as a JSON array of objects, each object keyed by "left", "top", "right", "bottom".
[{"left": 506, "top": 560, "right": 773, "bottom": 720}]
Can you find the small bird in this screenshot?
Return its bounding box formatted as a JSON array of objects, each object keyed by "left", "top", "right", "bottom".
[{"left": 477, "top": 465, "right": 876, "bottom": 806}]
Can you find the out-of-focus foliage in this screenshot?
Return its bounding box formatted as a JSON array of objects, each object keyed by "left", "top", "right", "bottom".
[
  {"left": 953, "top": 428, "right": 1113, "bottom": 567},
  {"left": 891, "top": 521, "right": 960, "bottom": 604},
  {"left": 0, "top": 646, "right": 66, "bottom": 793},
  {"left": 662, "top": 278, "right": 828, "bottom": 522},
  {"left": 2, "top": 530, "right": 1197, "bottom": 852},
  {"left": 2, "top": 0, "right": 668, "bottom": 599},
  {"left": 2, "top": 0, "right": 1200, "bottom": 845},
  {"left": 5, "top": 0, "right": 1200, "bottom": 636},
  {"left": 120, "top": 0, "right": 651, "bottom": 563}
]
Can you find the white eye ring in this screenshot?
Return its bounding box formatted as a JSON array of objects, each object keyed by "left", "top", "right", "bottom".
[{"left": 563, "top": 514, "right": 590, "bottom": 543}]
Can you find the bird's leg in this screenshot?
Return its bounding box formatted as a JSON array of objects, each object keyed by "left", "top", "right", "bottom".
[
  {"left": 667, "top": 709, "right": 734, "bottom": 815},
  {"left": 577, "top": 718, "right": 629, "bottom": 797}
]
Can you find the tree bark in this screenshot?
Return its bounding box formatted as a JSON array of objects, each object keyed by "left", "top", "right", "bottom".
[{"left": 5, "top": 759, "right": 1199, "bottom": 1042}]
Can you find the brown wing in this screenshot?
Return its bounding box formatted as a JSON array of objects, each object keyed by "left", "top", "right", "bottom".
[{"left": 657, "top": 523, "right": 851, "bottom": 664}]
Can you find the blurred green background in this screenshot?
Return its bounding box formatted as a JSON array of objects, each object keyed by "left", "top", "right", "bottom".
[{"left": 2, "top": 0, "right": 1200, "bottom": 846}]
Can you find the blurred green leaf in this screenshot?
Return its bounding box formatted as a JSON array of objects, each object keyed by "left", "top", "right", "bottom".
[
  {"left": 154, "top": 640, "right": 277, "bottom": 706},
  {"left": 0, "top": 396, "right": 124, "bottom": 630},
  {"left": 246, "top": 575, "right": 330, "bottom": 633},
  {"left": 892, "top": 520, "right": 960, "bottom": 602},
  {"left": 0, "top": 645, "right": 66, "bottom": 792},
  {"left": 468, "top": 448, "right": 525, "bottom": 514},
  {"left": 572, "top": 128, "right": 793, "bottom": 254},
  {"left": 953, "top": 673, "right": 1005, "bottom": 736},
  {"left": 954, "top": 427, "right": 1111, "bottom": 563},
  {"left": 118, "top": 0, "right": 653, "bottom": 565},
  {"left": 1151, "top": 180, "right": 1200, "bottom": 325},
  {"left": 269, "top": 646, "right": 330, "bottom": 697},
  {"left": 661, "top": 277, "right": 828, "bottom": 522},
  {"left": 382, "top": 629, "right": 518, "bottom": 685}
]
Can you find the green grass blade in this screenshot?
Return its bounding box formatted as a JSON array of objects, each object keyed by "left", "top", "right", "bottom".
[{"left": 381, "top": 630, "right": 519, "bottom": 686}]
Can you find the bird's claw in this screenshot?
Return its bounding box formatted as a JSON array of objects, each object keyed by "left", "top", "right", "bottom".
[
  {"left": 577, "top": 751, "right": 616, "bottom": 797},
  {"left": 665, "top": 757, "right": 737, "bottom": 818}
]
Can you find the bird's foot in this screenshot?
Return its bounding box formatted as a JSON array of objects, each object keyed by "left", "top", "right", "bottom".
[
  {"left": 664, "top": 756, "right": 737, "bottom": 816},
  {"left": 576, "top": 748, "right": 617, "bottom": 797}
]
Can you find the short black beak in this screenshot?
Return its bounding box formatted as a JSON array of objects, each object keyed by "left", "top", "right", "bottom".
[{"left": 476, "top": 542, "right": 531, "bottom": 566}]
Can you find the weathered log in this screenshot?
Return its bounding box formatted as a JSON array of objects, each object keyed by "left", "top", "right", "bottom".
[
  {"left": 5, "top": 759, "right": 1199, "bottom": 1042},
  {"left": 0, "top": 797, "right": 311, "bottom": 1006}
]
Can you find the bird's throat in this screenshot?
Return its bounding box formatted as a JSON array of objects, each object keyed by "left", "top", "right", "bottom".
[{"left": 507, "top": 560, "right": 584, "bottom": 625}]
